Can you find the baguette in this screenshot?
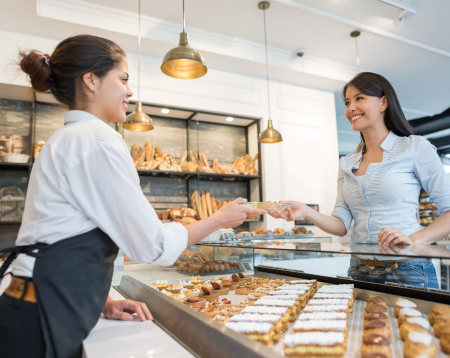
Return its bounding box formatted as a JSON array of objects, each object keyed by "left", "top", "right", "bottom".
[
  {"left": 131, "top": 143, "right": 138, "bottom": 161},
  {"left": 211, "top": 196, "right": 218, "bottom": 213},
  {"left": 136, "top": 146, "right": 145, "bottom": 162},
  {"left": 179, "top": 150, "right": 188, "bottom": 166},
  {"left": 145, "top": 141, "right": 153, "bottom": 162},
  {"left": 201, "top": 192, "right": 208, "bottom": 219},
  {"left": 205, "top": 190, "right": 214, "bottom": 217}
]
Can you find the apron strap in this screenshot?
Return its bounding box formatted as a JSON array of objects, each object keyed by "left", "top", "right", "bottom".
[{"left": 0, "top": 243, "right": 49, "bottom": 279}]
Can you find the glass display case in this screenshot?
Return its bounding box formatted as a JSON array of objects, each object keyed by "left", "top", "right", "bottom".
[{"left": 116, "top": 242, "right": 450, "bottom": 358}]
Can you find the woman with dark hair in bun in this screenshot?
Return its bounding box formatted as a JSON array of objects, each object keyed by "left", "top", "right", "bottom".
[
  {"left": 0, "top": 34, "right": 265, "bottom": 358},
  {"left": 270, "top": 72, "right": 450, "bottom": 288}
]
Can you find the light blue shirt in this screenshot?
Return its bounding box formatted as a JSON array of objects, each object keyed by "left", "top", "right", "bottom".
[{"left": 332, "top": 131, "right": 450, "bottom": 244}]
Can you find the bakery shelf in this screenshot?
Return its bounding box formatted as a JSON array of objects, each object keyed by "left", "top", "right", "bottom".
[
  {"left": 0, "top": 162, "right": 32, "bottom": 171},
  {"left": 137, "top": 169, "right": 261, "bottom": 182}
]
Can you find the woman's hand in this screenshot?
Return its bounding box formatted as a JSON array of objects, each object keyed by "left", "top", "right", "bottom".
[
  {"left": 268, "top": 201, "right": 309, "bottom": 222},
  {"left": 102, "top": 297, "right": 153, "bottom": 322},
  {"left": 215, "top": 198, "right": 266, "bottom": 228},
  {"left": 378, "top": 227, "right": 413, "bottom": 246}
]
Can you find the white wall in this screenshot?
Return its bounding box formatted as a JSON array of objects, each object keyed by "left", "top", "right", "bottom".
[{"left": 0, "top": 28, "right": 340, "bottom": 236}]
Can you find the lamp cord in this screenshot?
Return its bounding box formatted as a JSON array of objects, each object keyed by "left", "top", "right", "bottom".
[
  {"left": 138, "top": 0, "right": 141, "bottom": 101},
  {"left": 183, "top": 0, "right": 186, "bottom": 32},
  {"left": 354, "top": 37, "right": 360, "bottom": 73},
  {"left": 263, "top": 6, "right": 272, "bottom": 119}
]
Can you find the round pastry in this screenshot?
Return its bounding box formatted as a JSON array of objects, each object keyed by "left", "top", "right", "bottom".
[
  {"left": 184, "top": 289, "right": 200, "bottom": 298},
  {"left": 231, "top": 274, "right": 245, "bottom": 284},
  {"left": 236, "top": 286, "right": 256, "bottom": 295},
  {"left": 198, "top": 287, "right": 220, "bottom": 301},
  {"left": 195, "top": 307, "right": 218, "bottom": 318},
  {"left": 394, "top": 299, "right": 418, "bottom": 318},
  {"left": 223, "top": 282, "right": 239, "bottom": 291},
  {"left": 433, "top": 313, "right": 450, "bottom": 337},
  {"left": 404, "top": 332, "right": 436, "bottom": 358},
  {"left": 364, "top": 304, "right": 389, "bottom": 318},
  {"left": 429, "top": 304, "right": 450, "bottom": 325},
  {"left": 252, "top": 277, "right": 270, "bottom": 285},
  {"left": 210, "top": 282, "right": 230, "bottom": 296},
  {"left": 168, "top": 293, "right": 186, "bottom": 302},
  {"left": 398, "top": 308, "right": 422, "bottom": 326},
  {"left": 361, "top": 334, "right": 392, "bottom": 358},
  {"left": 400, "top": 317, "right": 431, "bottom": 341},
  {"left": 367, "top": 296, "right": 387, "bottom": 308},
  {"left": 364, "top": 312, "right": 389, "bottom": 325},
  {"left": 238, "top": 272, "right": 252, "bottom": 282},
  {"left": 216, "top": 276, "right": 231, "bottom": 283},
  {"left": 154, "top": 283, "right": 168, "bottom": 291},
  {"left": 183, "top": 297, "right": 206, "bottom": 308},
  {"left": 363, "top": 320, "right": 391, "bottom": 339},
  {"left": 439, "top": 325, "right": 450, "bottom": 354}
]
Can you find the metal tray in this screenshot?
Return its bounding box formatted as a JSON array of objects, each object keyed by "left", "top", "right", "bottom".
[{"left": 241, "top": 202, "right": 291, "bottom": 211}]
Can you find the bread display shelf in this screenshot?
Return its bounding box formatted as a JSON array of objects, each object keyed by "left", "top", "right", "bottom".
[
  {"left": 137, "top": 169, "right": 260, "bottom": 181},
  {"left": 116, "top": 269, "right": 449, "bottom": 358}
]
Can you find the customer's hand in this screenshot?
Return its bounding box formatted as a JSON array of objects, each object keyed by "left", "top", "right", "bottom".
[
  {"left": 268, "top": 201, "right": 309, "bottom": 222},
  {"left": 102, "top": 298, "right": 153, "bottom": 322},
  {"left": 215, "top": 198, "right": 266, "bottom": 228},
  {"left": 378, "top": 227, "right": 413, "bottom": 246}
]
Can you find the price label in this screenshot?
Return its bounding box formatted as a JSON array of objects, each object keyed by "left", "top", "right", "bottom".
[
  {"left": 229, "top": 233, "right": 237, "bottom": 241},
  {"left": 266, "top": 232, "right": 275, "bottom": 239},
  {"left": 285, "top": 231, "right": 294, "bottom": 237},
  {"left": 243, "top": 263, "right": 252, "bottom": 271},
  {"left": 243, "top": 233, "right": 253, "bottom": 240}
]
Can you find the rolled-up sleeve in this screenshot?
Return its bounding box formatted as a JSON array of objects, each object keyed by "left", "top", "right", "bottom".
[
  {"left": 414, "top": 137, "right": 450, "bottom": 216},
  {"left": 62, "top": 143, "right": 188, "bottom": 266},
  {"left": 331, "top": 159, "right": 353, "bottom": 234}
]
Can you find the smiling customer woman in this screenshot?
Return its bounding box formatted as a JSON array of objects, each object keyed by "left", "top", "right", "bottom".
[
  {"left": 269, "top": 72, "right": 450, "bottom": 288},
  {"left": 0, "top": 34, "right": 265, "bottom": 358}
]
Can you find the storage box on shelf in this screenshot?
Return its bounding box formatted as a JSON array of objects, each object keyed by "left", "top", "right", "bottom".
[{"left": 117, "top": 242, "right": 450, "bottom": 358}]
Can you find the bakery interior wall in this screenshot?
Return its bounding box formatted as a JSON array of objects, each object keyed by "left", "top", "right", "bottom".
[{"left": 0, "top": 27, "right": 340, "bottom": 247}]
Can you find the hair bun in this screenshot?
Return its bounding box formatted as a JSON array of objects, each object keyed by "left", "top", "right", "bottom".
[{"left": 19, "top": 50, "right": 51, "bottom": 92}]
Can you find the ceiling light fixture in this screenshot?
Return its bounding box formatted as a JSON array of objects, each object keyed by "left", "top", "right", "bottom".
[
  {"left": 161, "top": 0, "right": 207, "bottom": 79},
  {"left": 161, "top": 109, "right": 170, "bottom": 114},
  {"left": 123, "top": 0, "right": 154, "bottom": 132},
  {"left": 258, "top": 1, "right": 282, "bottom": 144},
  {"left": 350, "top": 30, "right": 361, "bottom": 73},
  {"left": 225, "top": 117, "right": 234, "bottom": 122}
]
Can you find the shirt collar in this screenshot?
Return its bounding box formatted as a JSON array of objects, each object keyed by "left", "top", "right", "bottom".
[
  {"left": 380, "top": 131, "right": 398, "bottom": 153},
  {"left": 64, "top": 110, "right": 122, "bottom": 137}
]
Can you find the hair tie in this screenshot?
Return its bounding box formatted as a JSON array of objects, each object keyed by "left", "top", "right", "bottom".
[{"left": 42, "top": 55, "right": 52, "bottom": 79}]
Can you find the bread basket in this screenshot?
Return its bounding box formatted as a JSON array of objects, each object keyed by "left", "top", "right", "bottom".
[{"left": 0, "top": 153, "right": 30, "bottom": 163}]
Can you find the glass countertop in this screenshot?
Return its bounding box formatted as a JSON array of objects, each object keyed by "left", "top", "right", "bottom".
[{"left": 195, "top": 241, "right": 450, "bottom": 259}]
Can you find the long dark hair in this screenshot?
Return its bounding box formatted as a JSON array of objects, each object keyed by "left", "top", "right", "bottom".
[
  {"left": 19, "top": 34, "right": 126, "bottom": 109},
  {"left": 342, "top": 72, "right": 413, "bottom": 153}
]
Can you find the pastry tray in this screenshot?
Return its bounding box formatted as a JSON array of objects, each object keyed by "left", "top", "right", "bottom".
[
  {"left": 241, "top": 202, "right": 291, "bottom": 211},
  {"left": 176, "top": 268, "right": 243, "bottom": 276},
  {"left": 211, "top": 293, "right": 447, "bottom": 358}
]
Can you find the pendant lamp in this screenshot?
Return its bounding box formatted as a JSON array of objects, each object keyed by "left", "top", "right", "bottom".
[
  {"left": 351, "top": 30, "right": 361, "bottom": 73},
  {"left": 161, "top": 0, "right": 207, "bottom": 79},
  {"left": 123, "top": 0, "right": 154, "bottom": 132},
  {"left": 258, "top": 1, "right": 282, "bottom": 144}
]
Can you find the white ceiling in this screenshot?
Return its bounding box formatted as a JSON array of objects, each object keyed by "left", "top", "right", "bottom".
[{"left": 0, "top": 0, "right": 449, "bottom": 122}]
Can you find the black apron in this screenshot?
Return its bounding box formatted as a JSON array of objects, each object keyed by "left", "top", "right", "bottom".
[{"left": 0, "top": 228, "right": 118, "bottom": 358}]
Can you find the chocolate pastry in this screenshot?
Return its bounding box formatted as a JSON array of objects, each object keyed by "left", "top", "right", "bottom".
[
  {"left": 367, "top": 297, "right": 386, "bottom": 304},
  {"left": 201, "top": 287, "right": 211, "bottom": 295},
  {"left": 232, "top": 274, "right": 240, "bottom": 282},
  {"left": 187, "top": 297, "right": 199, "bottom": 303},
  {"left": 366, "top": 304, "right": 388, "bottom": 314},
  {"left": 363, "top": 334, "right": 390, "bottom": 345},
  {"left": 211, "top": 282, "right": 221, "bottom": 290},
  {"left": 238, "top": 272, "right": 245, "bottom": 278},
  {"left": 365, "top": 313, "right": 388, "bottom": 321},
  {"left": 362, "top": 354, "right": 388, "bottom": 358},
  {"left": 365, "top": 320, "right": 387, "bottom": 330}
]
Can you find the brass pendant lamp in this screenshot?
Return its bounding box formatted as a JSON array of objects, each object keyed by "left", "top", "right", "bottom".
[
  {"left": 351, "top": 30, "right": 361, "bottom": 73},
  {"left": 123, "top": 0, "right": 154, "bottom": 132},
  {"left": 161, "top": 0, "right": 207, "bottom": 79},
  {"left": 258, "top": 1, "right": 282, "bottom": 144}
]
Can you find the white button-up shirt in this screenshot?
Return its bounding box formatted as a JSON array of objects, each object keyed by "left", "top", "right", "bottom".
[{"left": 12, "top": 110, "right": 188, "bottom": 277}]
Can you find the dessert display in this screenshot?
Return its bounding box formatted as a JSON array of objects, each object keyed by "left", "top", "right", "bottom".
[
  {"left": 440, "top": 326, "right": 450, "bottom": 353},
  {"left": 198, "top": 287, "right": 220, "bottom": 302},
  {"left": 361, "top": 334, "right": 392, "bottom": 358},
  {"left": 195, "top": 307, "right": 218, "bottom": 318},
  {"left": 183, "top": 297, "right": 206, "bottom": 308},
  {"left": 184, "top": 288, "right": 200, "bottom": 297},
  {"left": 403, "top": 332, "right": 436, "bottom": 358},
  {"left": 363, "top": 320, "right": 392, "bottom": 339},
  {"left": 367, "top": 296, "right": 387, "bottom": 308},
  {"left": 284, "top": 332, "right": 346, "bottom": 358},
  {"left": 398, "top": 308, "right": 422, "bottom": 326},
  {"left": 394, "top": 299, "right": 418, "bottom": 318},
  {"left": 400, "top": 317, "right": 431, "bottom": 340},
  {"left": 433, "top": 313, "right": 450, "bottom": 337},
  {"left": 175, "top": 254, "right": 244, "bottom": 274},
  {"left": 210, "top": 281, "right": 229, "bottom": 296},
  {"left": 428, "top": 304, "right": 450, "bottom": 325},
  {"left": 364, "top": 304, "right": 390, "bottom": 318}
]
